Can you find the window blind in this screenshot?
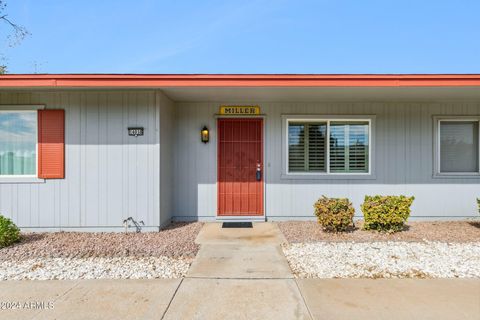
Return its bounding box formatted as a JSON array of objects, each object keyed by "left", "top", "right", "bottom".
[
  {"left": 329, "top": 124, "right": 346, "bottom": 172},
  {"left": 288, "top": 120, "right": 369, "bottom": 174},
  {"left": 440, "top": 121, "right": 479, "bottom": 173},
  {"left": 308, "top": 124, "right": 327, "bottom": 171},
  {"left": 288, "top": 122, "right": 327, "bottom": 172},
  {"left": 330, "top": 122, "right": 369, "bottom": 173},
  {"left": 348, "top": 123, "right": 369, "bottom": 172},
  {"left": 288, "top": 124, "right": 306, "bottom": 172}
]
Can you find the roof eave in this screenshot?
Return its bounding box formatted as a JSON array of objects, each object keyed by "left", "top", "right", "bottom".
[{"left": 1, "top": 74, "right": 480, "bottom": 88}]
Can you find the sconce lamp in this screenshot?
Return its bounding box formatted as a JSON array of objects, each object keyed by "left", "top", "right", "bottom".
[{"left": 201, "top": 126, "right": 209, "bottom": 143}]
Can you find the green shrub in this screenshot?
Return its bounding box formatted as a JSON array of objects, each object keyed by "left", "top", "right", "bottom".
[
  {"left": 361, "top": 195, "right": 414, "bottom": 232},
  {"left": 0, "top": 215, "right": 20, "bottom": 248},
  {"left": 477, "top": 198, "right": 480, "bottom": 214},
  {"left": 314, "top": 196, "right": 355, "bottom": 232}
]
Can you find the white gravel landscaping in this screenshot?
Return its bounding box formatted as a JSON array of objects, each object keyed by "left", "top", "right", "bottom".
[
  {"left": 0, "top": 256, "right": 191, "bottom": 280},
  {"left": 283, "top": 241, "right": 480, "bottom": 279},
  {"left": 0, "top": 223, "right": 202, "bottom": 280}
]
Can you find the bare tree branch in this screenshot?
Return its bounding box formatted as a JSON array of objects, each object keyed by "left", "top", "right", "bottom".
[{"left": 0, "top": 1, "right": 30, "bottom": 47}]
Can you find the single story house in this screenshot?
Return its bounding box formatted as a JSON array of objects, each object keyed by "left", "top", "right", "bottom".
[{"left": 0, "top": 74, "right": 479, "bottom": 231}]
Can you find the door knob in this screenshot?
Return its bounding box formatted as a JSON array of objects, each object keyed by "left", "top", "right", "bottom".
[{"left": 256, "top": 162, "right": 262, "bottom": 181}]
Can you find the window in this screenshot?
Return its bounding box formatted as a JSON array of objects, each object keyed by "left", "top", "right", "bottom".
[
  {"left": 288, "top": 123, "right": 327, "bottom": 172},
  {"left": 0, "top": 111, "right": 37, "bottom": 176},
  {"left": 437, "top": 118, "right": 480, "bottom": 175},
  {"left": 287, "top": 118, "right": 371, "bottom": 174}
]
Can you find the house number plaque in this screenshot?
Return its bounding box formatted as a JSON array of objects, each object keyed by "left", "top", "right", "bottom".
[{"left": 128, "top": 127, "right": 144, "bottom": 137}]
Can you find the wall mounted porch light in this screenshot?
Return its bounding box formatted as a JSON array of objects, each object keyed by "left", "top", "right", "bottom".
[{"left": 201, "top": 126, "right": 209, "bottom": 143}]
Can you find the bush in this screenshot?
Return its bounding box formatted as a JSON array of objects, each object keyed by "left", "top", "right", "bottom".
[
  {"left": 361, "top": 195, "right": 414, "bottom": 232},
  {"left": 0, "top": 215, "right": 20, "bottom": 248},
  {"left": 477, "top": 198, "right": 480, "bottom": 214},
  {"left": 314, "top": 196, "right": 355, "bottom": 232}
]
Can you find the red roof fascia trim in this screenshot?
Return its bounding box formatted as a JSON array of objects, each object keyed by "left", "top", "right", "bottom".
[{"left": 1, "top": 74, "right": 480, "bottom": 87}]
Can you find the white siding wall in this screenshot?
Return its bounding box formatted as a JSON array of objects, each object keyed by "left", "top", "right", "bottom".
[
  {"left": 0, "top": 90, "right": 162, "bottom": 231},
  {"left": 173, "top": 101, "right": 480, "bottom": 220}
]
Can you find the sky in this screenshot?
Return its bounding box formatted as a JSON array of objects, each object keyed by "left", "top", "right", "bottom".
[{"left": 1, "top": 0, "right": 480, "bottom": 74}]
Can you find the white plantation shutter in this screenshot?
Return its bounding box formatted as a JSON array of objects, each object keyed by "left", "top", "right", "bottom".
[
  {"left": 348, "top": 123, "right": 369, "bottom": 172},
  {"left": 329, "top": 124, "right": 346, "bottom": 172},
  {"left": 308, "top": 124, "right": 327, "bottom": 171},
  {"left": 288, "top": 123, "right": 327, "bottom": 172},
  {"left": 288, "top": 120, "right": 369, "bottom": 174},
  {"left": 288, "top": 124, "right": 306, "bottom": 172},
  {"left": 330, "top": 122, "right": 369, "bottom": 173}
]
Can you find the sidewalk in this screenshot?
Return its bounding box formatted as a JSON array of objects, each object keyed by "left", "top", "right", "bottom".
[
  {"left": 0, "top": 279, "right": 180, "bottom": 320},
  {"left": 0, "top": 223, "right": 479, "bottom": 319}
]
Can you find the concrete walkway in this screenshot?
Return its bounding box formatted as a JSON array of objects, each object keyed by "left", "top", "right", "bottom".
[
  {"left": 1, "top": 222, "right": 479, "bottom": 319},
  {"left": 187, "top": 222, "right": 293, "bottom": 279},
  {"left": 162, "top": 222, "right": 310, "bottom": 319}
]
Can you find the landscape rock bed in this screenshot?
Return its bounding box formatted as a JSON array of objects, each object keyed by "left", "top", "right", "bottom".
[
  {"left": 0, "top": 222, "right": 202, "bottom": 280},
  {"left": 0, "top": 257, "right": 190, "bottom": 280},
  {"left": 283, "top": 241, "right": 480, "bottom": 279},
  {"left": 278, "top": 221, "right": 480, "bottom": 243}
]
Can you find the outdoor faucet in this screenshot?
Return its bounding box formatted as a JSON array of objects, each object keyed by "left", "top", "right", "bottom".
[{"left": 122, "top": 217, "right": 145, "bottom": 233}]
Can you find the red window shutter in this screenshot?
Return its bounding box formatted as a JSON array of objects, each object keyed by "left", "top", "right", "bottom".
[{"left": 38, "top": 109, "right": 65, "bottom": 179}]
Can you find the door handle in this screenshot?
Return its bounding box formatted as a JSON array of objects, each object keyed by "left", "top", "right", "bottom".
[{"left": 256, "top": 162, "right": 262, "bottom": 181}]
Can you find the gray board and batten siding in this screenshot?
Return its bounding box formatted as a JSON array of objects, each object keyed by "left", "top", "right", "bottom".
[
  {"left": 173, "top": 101, "right": 479, "bottom": 221},
  {"left": 0, "top": 90, "right": 171, "bottom": 231},
  {"left": 0, "top": 90, "right": 479, "bottom": 230}
]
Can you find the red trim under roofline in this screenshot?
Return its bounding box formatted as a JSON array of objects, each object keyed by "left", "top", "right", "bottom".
[{"left": 1, "top": 74, "right": 480, "bottom": 88}]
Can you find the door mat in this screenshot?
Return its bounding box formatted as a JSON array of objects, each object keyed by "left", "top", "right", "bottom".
[{"left": 222, "top": 222, "right": 253, "bottom": 228}]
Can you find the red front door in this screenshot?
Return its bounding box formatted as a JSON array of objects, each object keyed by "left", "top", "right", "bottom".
[{"left": 217, "top": 118, "right": 264, "bottom": 216}]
